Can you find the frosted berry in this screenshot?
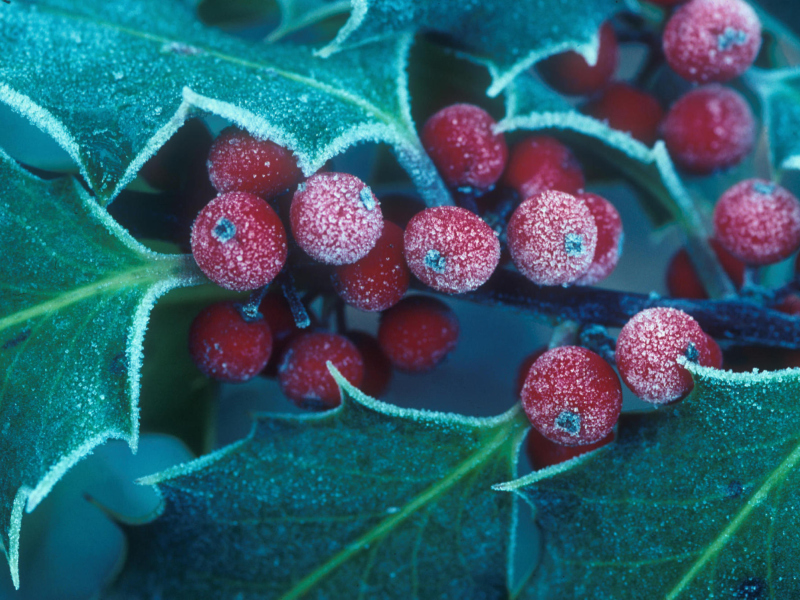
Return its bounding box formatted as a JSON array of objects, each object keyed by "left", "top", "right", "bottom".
[
  {"left": 290, "top": 172, "right": 383, "bottom": 265},
  {"left": 501, "top": 136, "right": 585, "bottom": 199},
  {"left": 189, "top": 301, "right": 273, "bottom": 383},
  {"left": 404, "top": 206, "right": 500, "bottom": 294},
  {"left": 663, "top": 0, "right": 761, "bottom": 84},
  {"left": 615, "top": 307, "right": 717, "bottom": 404},
  {"left": 207, "top": 127, "right": 303, "bottom": 199},
  {"left": 347, "top": 331, "right": 392, "bottom": 398},
  {"left": 521, "top": 346, "right": 622, "bottom": 446},
  {"left": 581, "top": 82, "right": 664, "bottom": 146},
  {"left": 526, "top": 428, "right": 615, "bottom": 470},
  {"left": 666, "top": 239, "right": 745, "bottom": 299},
  {"left": 191, "top": 192, "right": 287, "bottom": 291},
  {"left": 515, "top": 348, "right": 546, "bottom": 398},
  {"left": 705, "top": 334, "right": 724, "bottom": 369},
  {"left": 421, "top": 104, "right": 508, "bottom": 191},
  {"left": 333, "top": 222, "right": 410, "bottom": 312},
  {"left": 378, "top": 296, "right": 459, "bottom": 372},
  {"left": 661, "top": 85, "right": 755, "bottom": 174},
  {"left": 538, "top": 22, "right": 619, "bottom": 96},
  {"left": 575, "top": 193, "right": 623, "bottom": 285},
  {"left": 259, "top": 293, "right": 302, "bottom": 377},
  {"left": 507, "top": 191, "right": 598, "bottom": 286},
  {"left": 278, "top": 332, "right": 364, "bottom": 410},
  {"left": 713, "top": 179, "right": 800, "bottom": 265}
]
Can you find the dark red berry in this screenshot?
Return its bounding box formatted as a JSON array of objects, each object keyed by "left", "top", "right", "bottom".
[
  {"left": 278, "top": 332, "right": 364, "bottom": 410},
  {"left": 347, "top": 331, "right": 393, "bottom": 398},
  {"left": 507, "top": 191, "right": 598, "bottom": 286},
  {"left": 777, "top": 294, "right": 800, "bottom": 317},
  {"left": 404, "top": 206, "right": 500, "bottom": 294},
  {"left": 207, "top": 127, "right": 304, "bottom": 199},
  {"left": 526, "top": 427, "right": 615, "bottom": 470},
  {"left": 713, "top": 179, "right": 800, "bottom": 265},
  {"left": 581, "top": 82, "right": 664, "bottom": 146},
  {"left": 191, "top": 192, "right": 287, "bottom": 291},
  {"left": 501, "top": 136, "right": 585, "bottom": 200},
  {"left": 378, "top": 296, "right": 459, "bottom": 372},
  {"left": 615, "top": 307, "right": 717, "bottom": 404},
  {"left": 515, "top": 348, "right": 546, "bottom": 398},
  {"left": 538, "top": 22, "right": 619, "bottom": 96},
  {"left": 259, "top": 293, "right": 302, "bottom": 377},
  {"left": 575, "top": 193, "right": 623, "bottom": 285},
  {"left": 663, "top": 0, "right": 761, "bottom": 84},
  {"left": 189, "top": 301, "right": 272, "bottom": 383},
  {"left": 661, "top": 85, "right": 755, "bottom": 174},
  {"left": 705, "top": 334, "right": 724, "bottom": 369},
  {"left": 290, "top": 172, "right": 383, "bottom": 265},
  {"left": 333, "top": 222, "right": 410, "bottom": 312},
  {"left": 141, "top": 119, "right": 213, "bottom": 192},
  {"left": 421, "top": 103, "right": 508, "bottom": 191},
  {"left": 666, "top": 239, "right": 746, "bottom": 299},
  {"left": 521, "top": 346, "right": 622, "bottom": 446}
]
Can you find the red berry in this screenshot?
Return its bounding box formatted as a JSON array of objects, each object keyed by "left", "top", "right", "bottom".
[
  {"left": 333, "top": 222, "right": 410, "bottom": 312},
  {"left": 615, "top": 307, "right": 717, "bottom": 404},
  {"left": 290, "top": 172, "right": 384, "bottom": 265},
  {"left": 666, "top": 239, "right": 746, "bottom": 299},
  {"left": 403, "top": 206, "right": 500, "bottom": 294},
  {"left": 521, "top": 346, "right": 622, "bottom": 446},
  {"left": 713, "top": 179, "right": 800, "bottom": 265},
  {"left": 507, "top": 191, "right": 598, "bottom": 286},
  {"left": 421, "top": 104, "right": 508, "bottom": 191},
  {"left": 191, "top": 192, "right": 287, "bottom": 291},
  {"left": 777, "top": 294, "right": 800, "bottom": 317},
  {"left": 278, "top": 332, "right": 364, "bottom": 410},
  {"left": 189, "top": 301, "right": 273, "bottom": 383},
  {"left": 538, "top": 22, "right": 619, "bottom": 96},
  {"left": 581, "top": 82, "right": 664, "bottom": 146},
  {"left": 258, "top": 293, "right": 302, "bottom": 377},
  {"left": 575, "top": 193, "right": 623, "bottom": 285},
  {"left": 663, "top": 0, "right": 761, "bottom": 84},
  {"left": 705, "top": 334, "right": 724, "bottom": 369},
  {"left": 661, "top": 85, "right": 755, "bottom": 174},
  {"left": 378, "top": 296, "right": 459, "bottom": 372},
  {"left": 207, "top": 127, "right": 304, "bottom": 199},
  {"left": 347, "top": 331, "right": 393, "bottom": 398},
  {"left": 526, "top": 427, "right": 615, "bottom": 470},
  {"left": 515, "top": 348, "right": 547, "bottom": 398},
  {"left": 501, "top": 136, "right": 585, "bottom": 199}
]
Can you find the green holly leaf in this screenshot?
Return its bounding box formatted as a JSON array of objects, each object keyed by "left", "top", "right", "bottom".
[
  {"left": 498, "top": 363, "right": 800, "bottom": 599},
  {"left": 0, "top": 149, "right": 201, "bottom": 588},
  {"left": 746, "top": 67, "right": 800, "bottom": 175},
  {"left": 106, "top": 369, "right": 527, "bottom": 599},
  {"left": 0, "top": 0, "right": 448, "bottom": 206},
  {"left": 269, "top": 0, "right": 351, "bottom": 42}
]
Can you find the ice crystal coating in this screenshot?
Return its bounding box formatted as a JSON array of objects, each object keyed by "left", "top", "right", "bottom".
[
  {"left": 575, "top": 192, "right": 623, "bottom": 285},
  {"left": 581, "top": 82, "right": 664, "bottom": 146},
  {"left": 403, "top": 206, "right": 500, "bottom": 294},
  {"left": 290, "top": 172, "right": 384, "bottom": 265},
  {"left": 501, "top": 136, "right": 585, "bottom": 199}
]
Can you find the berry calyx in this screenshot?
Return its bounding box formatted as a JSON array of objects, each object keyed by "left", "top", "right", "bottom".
[
  {"left": 713, "top": 179, "right": 800, "bottom": 265},
  {"left": 521, "top": 346, "right": 622, "bottom": 446},
  {"left": 378, "top": 296, "right": 459, "bottom": 372},
  {"left": 278, "top": 332, "right": 364, "bottom": 410},
  {"left": 615, "top": 307, "right": 717, "bottom": 404},
  {"left": 207, "top": 127, "right": 304, "bottom": 199},
  {"left": 661, "top": 85, "right": 756, "bottom": 174},
  {"left": 501, "top": 136, "right": 585, "bottom": 199},
  {"left": 189, "top": 301, "right": 273, "bottom": 383},
  {"left": 421, "top": 103, "right": 508, "bottom": 192},
  {"left": 507, "top": 190, "right": 598, "bottom": 286},
  {"left": 663, "top": 0, "right": 762, "bottom": 84},
  {"left": 666, "top": 239, "right": 746, "bottom": 299},
  {"left": 403, "top": 206, "right": 500, "bottom": 294},
  {"left": 526, "top": 427, "right": 615, "bottom": 470},
  {"left": 581, "top": 82, "right": 664, "bottom": 146},
  {"left": 191, "top": 192, "right": 287, "bottom": 291},
  {"left": 574, "top": 192, "right": 623, "bottom": 285},
  {"left": 290, "top": 172, "right": 383, "bottom": 265},
  {"left": 332, "top": 221, "right": 410, "bottom": 312},
  {"left": 347, "top": 331, "right": 393, "bottom": 398},
  {"left": 538, "top": 22, "right": 619, "bottom": 96}
]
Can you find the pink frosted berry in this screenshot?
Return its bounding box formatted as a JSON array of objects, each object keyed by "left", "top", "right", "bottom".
[
  {"left": 404, "top": 206, "right": 500, "bottom": 294},
  {"left": 421, "top": 103, "right": 508, "bottom": 191},
  {"left": 663, "top": 0, "right": 761, "bottom": 84},
  {"left": 191, "top": 192, "right": 287, "bottom": 291},
  {"left": 290, "top": 172, "right": 383, "bottom": 265},
  {"left": 507, "top": 191, "right": 598, "bottom": 286},
  {"left": 575, "top": 193, "right": 623, "bottom": 285},
  {"left": 615, "top": 307, "right": 718, "bottom": 404},
  {"left": 713, "top": 179, "right": 800, "bottom": 265},
  {"left": 521, "top": 346, "right": 622, "bottom": 446}
]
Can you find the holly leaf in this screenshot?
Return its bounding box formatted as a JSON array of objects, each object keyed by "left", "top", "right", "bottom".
[
  {"left": 0, "top": 0, "right": 448, "bottom": 206},
  {"left": 269, "top": 0, "right": 351, "bottom": 42},
  {"left": 0, "top": 149, "right": 201, "bottom": 588},
  {"left": 498, "top": 363, "right": 800, "bottom": 599},
  {"left": 106, "top": 369, "right": 527, "bottom": 599},
  {"left": 317, "top": 0, "right": 631, "bottom": 96},
  {"left": 746, "top": 67, "right": 800, "bottom": 175}
]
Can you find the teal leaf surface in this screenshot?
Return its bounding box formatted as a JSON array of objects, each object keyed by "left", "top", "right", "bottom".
[
  {"left": 270, "top": 0, "right": 351, "bottom": 41},
  {"left": 746, "top": 67, "right": 800, "bottom": 175}
]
